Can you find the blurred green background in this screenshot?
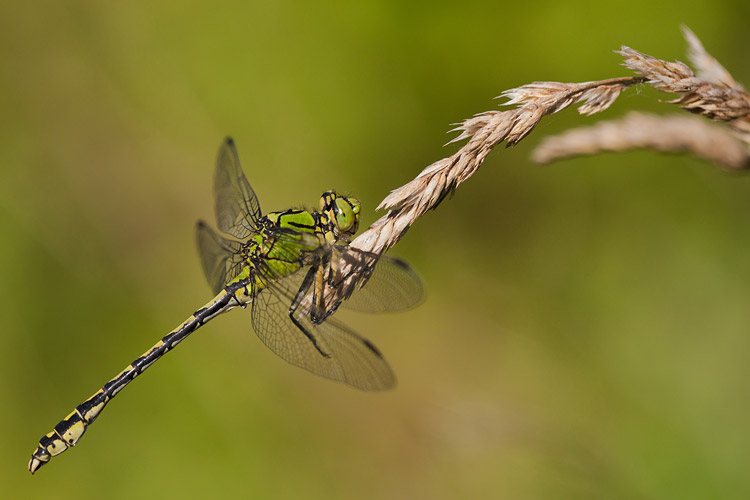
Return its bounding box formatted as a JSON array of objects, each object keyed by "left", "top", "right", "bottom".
[{"left": 3, "top": 1, "right": 750, "bottom": 498}]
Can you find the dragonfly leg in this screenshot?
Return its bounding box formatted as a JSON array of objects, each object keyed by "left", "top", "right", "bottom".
[
  {"left": 310, "top": 263, "right": 329, "bottom": 324},
  {"left": 308, "top": 257, "right": 346, "bottom": 325},
  {"left": 285, "top": 266, "right": 331, "bottom": 357},
  {"left": 289, "top": 266, "right": 317, "bottom": 315},
  {"left": 285, "top": 262, "right": 337, "bottom": 325},
  {"left": 288, "top": 311, "right": 330, "bottom": 358}
]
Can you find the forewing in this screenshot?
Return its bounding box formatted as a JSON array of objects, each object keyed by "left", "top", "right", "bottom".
[
  {"left": 196, "top": 221, "right": 245, "bottom": 294},
  {"left": 214, "top": 137, "right": 262, "bottom": 239},
  {"left": 250, "top": 266, "right": 395, "bottom": 390}
]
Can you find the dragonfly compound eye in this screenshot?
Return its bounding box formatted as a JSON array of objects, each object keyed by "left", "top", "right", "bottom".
[{"left": 334, "top": 198, "right": 359, "bottom": 233}]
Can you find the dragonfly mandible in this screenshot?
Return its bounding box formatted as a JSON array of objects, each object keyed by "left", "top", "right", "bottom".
[{"left": 28, "top": 137, "right": 423, "bottom": 474}]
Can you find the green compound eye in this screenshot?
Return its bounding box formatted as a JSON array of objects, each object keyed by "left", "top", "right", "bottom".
[{"left": 334, "top": 198, "right": 357, "bottom": 231}]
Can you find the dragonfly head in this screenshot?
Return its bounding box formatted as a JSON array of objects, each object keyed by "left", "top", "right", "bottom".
[{"left": 320, "top": 191, "right": 361, "bottom": 239}]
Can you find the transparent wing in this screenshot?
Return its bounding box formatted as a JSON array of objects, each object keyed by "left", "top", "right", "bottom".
[
  {"left": 339, "top": 254, "right": 424, "bottom": 313},
  {"left": 292, "top": 246, "right": 424, "bottom": 324},
  {"left": 214, "top": 137, "right": 262, "bottom": 239},
  {"left": 196, "top": 221, "right": 246, "bottom": 294},
  {"left": 250, "top": 265, "right": 395, "bottom": 391},
  {"left": 319, "top": 245, "right": 423, "bottom": 314}
]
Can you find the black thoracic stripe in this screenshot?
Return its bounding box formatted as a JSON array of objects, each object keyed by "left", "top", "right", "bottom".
[
  {"left": 287, "top": 221, "right": 315, "bottom": 230},
  {"left": 96, "top": 280, "right": 247, "bottom": 403}
]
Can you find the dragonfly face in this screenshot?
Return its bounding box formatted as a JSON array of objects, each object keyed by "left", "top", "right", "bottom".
[{"left": 319, "top": 191, "right": 361, "bottom": 242}]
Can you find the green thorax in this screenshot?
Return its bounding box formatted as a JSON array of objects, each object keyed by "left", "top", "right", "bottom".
[{"left": 248, "top": 209, "right": 325, "bottom": 285}]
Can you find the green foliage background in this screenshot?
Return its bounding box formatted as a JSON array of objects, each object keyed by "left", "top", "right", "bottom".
[{"left": 3, "top": 1, "right": 750, "bottom": 498}]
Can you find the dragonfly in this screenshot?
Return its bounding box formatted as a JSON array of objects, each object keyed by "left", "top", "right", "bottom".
[{"left": 28, "top": 137, "right": 423, "bottom": 474}]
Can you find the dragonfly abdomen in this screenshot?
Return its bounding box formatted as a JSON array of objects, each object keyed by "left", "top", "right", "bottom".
[{"left": 28, "top": 280, "right": 250, "bottom": 474}]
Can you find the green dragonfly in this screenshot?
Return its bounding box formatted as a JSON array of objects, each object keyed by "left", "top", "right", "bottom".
[{"left": 28, "top": 137, "right": 423, "bottom": 474}]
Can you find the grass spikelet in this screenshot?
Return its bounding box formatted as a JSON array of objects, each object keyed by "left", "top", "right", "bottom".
[{"left": 320, "top": 27, "right": 750, "bottom": 312}]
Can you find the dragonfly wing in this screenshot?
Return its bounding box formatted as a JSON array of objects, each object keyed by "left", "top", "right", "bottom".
[
  {"left": 196, "top": 221, "right": 245, "bottom": 294},
  {"left": 214, "top": 137, "right": 262, "bottom": 239},
  {"left": 332, "top": 248, "right": 425, "bottom": 314},
  {"left": 250, "top": 267, "right": 395, "bottom": 390}
]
